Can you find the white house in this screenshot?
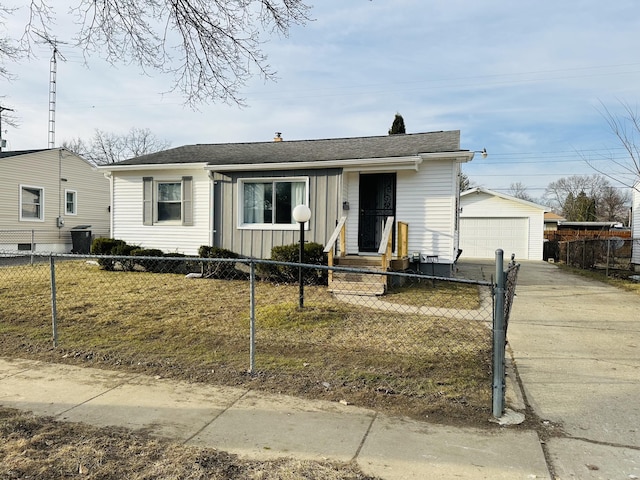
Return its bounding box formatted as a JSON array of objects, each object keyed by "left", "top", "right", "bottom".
[
  {"left": 0, "top": 148, "right": 110, "bottom": 253},
  {"left": 632, "top": 183, "right": 640, "bottom": 270},
  {"left": 102, "top": 131, "right": 478, "bottom": 276},
  {"left": 459, "top": 187, "right": 547, "bottom": 260}
]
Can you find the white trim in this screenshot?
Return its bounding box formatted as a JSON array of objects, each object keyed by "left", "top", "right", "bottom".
[
  {"left": 237, "top": 176, "right": 310, "bottom": 230},
  {"left": 461, "top": 186, "right": 548, "bottom": 211},
  {"left": 155, "top": 180, "right": 182, "bottom": 224},
  {"left": 419, "top": 151, "right": 475, "bottom": 163},
  {"left": 19, "top": 184, "right": 45, "bottom": 222},
  {"left": 100, "top": 163, "right": 209, "bottom": 172},
  {"left": 65, "top": 189, "right": 78, "bottom": 215},
  {"left": 99, "top": 152, "right": 473, "bottom": 173},
  {"left": 209, "top": 156, "right": 424, "bottom": 172}
]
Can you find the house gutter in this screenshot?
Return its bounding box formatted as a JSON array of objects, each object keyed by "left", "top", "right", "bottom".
[
  {"left": 98, "top": 163, "right": 210, "bottom": 172},
  {"left": 96, "top": 151, "right": 474, "bottom": 173},
  {"left": 205, "top": 155, "right": 425, "bottom": 173},
  {"left": 419, "top": 151, "right": 475, "bottom": 163}
]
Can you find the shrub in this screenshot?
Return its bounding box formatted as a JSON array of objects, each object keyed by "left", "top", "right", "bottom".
[
  {"left": 161, "top": 252, "right": 201, "bottom": 275},
  {"left": 198, "top": 246, "right": 242, "bottom": 279},
  {"left": 258, "top": 242, "right": 327, "bottom": 285},
  {"left": 91, "top": 237, "right": 126, "bottom": 255},
  {"left": 91, "top": 238, "right": 127, "bottom": 270},
  {"left": 130, "top": 248, "right": 165, "bottom": 273}
]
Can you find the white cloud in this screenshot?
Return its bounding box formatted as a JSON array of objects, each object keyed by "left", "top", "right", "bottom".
[{"left": 2, "top": 1, "right": 640, "bottom": 190}]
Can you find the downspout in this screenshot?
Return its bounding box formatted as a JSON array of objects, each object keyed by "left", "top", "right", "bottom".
[
  {"left": 58, "top": 148, "right": 63, "bottom": 239},
  {"left": 104, "top": 171, "right": 113, "bottom": 238},
  {"left": 209, "top": 171, "right": 216, "bottom": 247}
]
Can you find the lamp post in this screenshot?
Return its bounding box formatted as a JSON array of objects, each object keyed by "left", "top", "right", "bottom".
[{"left": 292, "top": 204, "right": 311, "bottom": 309}]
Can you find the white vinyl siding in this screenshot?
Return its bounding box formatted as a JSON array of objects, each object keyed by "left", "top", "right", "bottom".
[
  {"left": 112, "top": 170, "right": 209, "bottom": 255},
  {"left": 632, "top": 185, "right": 640, "bottom": 266},
  {"left": 343, "top": 159, "right": 459, "bottom": 262}
]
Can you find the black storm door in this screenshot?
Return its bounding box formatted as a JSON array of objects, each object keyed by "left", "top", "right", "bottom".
[{"left": 358, "top": 173, "right": 396, "bottom": 252}]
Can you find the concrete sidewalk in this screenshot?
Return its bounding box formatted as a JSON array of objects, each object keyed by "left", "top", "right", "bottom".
[
  {"left": 507, "top": 261, "right": 640, "bottom": 480},
  {"left": 0, "top": 357, "right": 550, "bottom": 479}
]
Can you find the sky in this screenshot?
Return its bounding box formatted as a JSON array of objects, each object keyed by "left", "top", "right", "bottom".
[{"left": 2, "top": 0, "right": 640, "bottom": 202}]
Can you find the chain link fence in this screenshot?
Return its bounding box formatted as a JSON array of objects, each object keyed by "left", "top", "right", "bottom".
[
  {"left": 0, "top": 231, "right": 38, "bottom": 262},
  {"left": 560, "top": 238, "right": 639, "bottom": 277},
  {"left": 1, "top": 251, "right": 500, "bottom": 421}
]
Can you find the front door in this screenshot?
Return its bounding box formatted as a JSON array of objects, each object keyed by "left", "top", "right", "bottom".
[{"left": 358, "top": 173, "right": 396, "bottom": 252}]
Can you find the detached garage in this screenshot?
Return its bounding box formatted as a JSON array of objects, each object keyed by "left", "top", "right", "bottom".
[{"left": 459, "top": 187, "right": 547, "bottom": 260}]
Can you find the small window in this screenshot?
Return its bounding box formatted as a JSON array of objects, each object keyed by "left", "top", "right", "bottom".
[
  {"left": 65, "top": 190, "right": 77, "bottom": 215},
  {"left": 20, "top": 185, "right": 44, "bottom": 221},
  {"left": 157, "top": 182, "right": 182, "bottom": 221},
  {"left": 142, "top": 177, "right": 193, "bottom": 226},
  {"left": 240, "top": 178, "right": 308, "bottom": 229}
]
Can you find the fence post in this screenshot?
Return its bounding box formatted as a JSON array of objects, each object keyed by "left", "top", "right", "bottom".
[
  {"left": 49, "top": 255, "right": 58, "bottom": 348},
  {"left": 249, "top": 260, "right": 256, "bottom": 374},
  {"left": 30, "top": 230, "right": 35, "bottom": 266},
  {"left": 492, "top": 249, "right": 506, "bottom": 418},
  {"left": 606, "top": 239, "right": 611, "bottom": 277}
]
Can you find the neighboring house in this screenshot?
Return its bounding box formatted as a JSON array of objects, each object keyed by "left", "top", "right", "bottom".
[
  {"left": 555, "top": 221, "right": 625, "bottom": 234},
  {"left": 544, "top": 212, "right": 565, "bottom": 232},
  {"left": 632, "top": 183, "right": 640, "bottom": 270},
  {"left": 0, "top": 148, "right": 110, "bottom": 253},
  {"left": 102, "top": 131, "right": 476, "bottom": 276},
  {"left": 459, "top": 187, "right": 547, "bottom": 260}
]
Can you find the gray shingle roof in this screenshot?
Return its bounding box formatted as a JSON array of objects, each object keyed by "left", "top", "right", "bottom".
[
  {"left": 0, "top": 149, "right": 49, "bottom": 159},
  {"left": 114, "top": 131, "right": 463, "bottom": 166}
]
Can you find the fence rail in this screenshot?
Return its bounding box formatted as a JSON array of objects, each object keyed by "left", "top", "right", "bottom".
[{"left": 0, "top": 250, "right": 515, "bottom": 421}]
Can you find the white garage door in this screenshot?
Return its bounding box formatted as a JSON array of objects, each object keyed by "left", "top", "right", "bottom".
[{"left": 460, "top": 217, "right": 529, "bottom": 259}]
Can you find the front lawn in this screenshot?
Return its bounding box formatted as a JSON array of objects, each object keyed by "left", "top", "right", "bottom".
[{"left": 0, "top": 260, "right": 493, "bottom": 425}]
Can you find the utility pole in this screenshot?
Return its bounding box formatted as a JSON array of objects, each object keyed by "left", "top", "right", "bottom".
[{"left": 0, "top": 106, "right": 14, "bottom": 152}]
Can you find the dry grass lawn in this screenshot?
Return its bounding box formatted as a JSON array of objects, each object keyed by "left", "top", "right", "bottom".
[{"left": 0, "top": 260, "right": 492, "bottom": 425}]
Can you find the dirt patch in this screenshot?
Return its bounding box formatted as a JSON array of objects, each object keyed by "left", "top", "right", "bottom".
[
  {"left": 0, "top": 407, "right": 378, "bottom": 479},
  {"left": 0, "top": 338, "right": 492, "bottom": 428}
]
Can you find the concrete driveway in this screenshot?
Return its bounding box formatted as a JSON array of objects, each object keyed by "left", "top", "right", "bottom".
[{"left": 508, "top": 261, "right": 640, "bottom": 479}]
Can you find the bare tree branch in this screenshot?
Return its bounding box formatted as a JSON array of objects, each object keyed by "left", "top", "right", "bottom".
[
  {"left": 9, "top": 1, "right": 310, "bottom": 106},
  {"left": 508, "top": 182, "right": 534, "bottom": 202},
  {"left": 543, "top": 174, "right": 629, "bottom": 223},
  {"left": 583, "top": 100, "right": 640, "bottom": 192},
  {"left": 63, "top": 127, "right": 171, "bottom": 165}
]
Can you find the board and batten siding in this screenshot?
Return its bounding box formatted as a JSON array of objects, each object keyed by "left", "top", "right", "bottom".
[
  {"left": 212, "top": 169, "right": 341, "bottom": 258},
  {"left": 344, "top": 160, "right": 459, "bottom": 263},
  {"left": 0, "top": 149, "right": 110, "bottom": 252},
  {"left": 111, "top": 169, "right": 211, "bottom": 255},
  {"left": 460, "top": 191, "right": 545, "bottom": 260}
]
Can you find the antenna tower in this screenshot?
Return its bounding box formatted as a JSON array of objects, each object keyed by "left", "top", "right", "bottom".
[
  {"left": 39, "top": 36, "right": 66, "bottom": 149},
  {"left": 48, "top": 42, "right": 59, "bottom": 148}
]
